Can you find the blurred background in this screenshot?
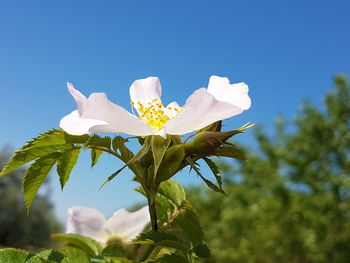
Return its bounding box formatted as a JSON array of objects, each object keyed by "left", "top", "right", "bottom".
[{"left": 0, "top": 0, "right": 350, "bottom": 262}]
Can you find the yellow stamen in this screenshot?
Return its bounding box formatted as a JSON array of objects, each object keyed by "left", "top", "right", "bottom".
[{"left": 132, "top": 100, "right": 184, "bottom": 132}]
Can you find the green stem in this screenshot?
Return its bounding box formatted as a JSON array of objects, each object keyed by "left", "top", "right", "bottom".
[
  {"left": 88, "top": 145, "right": 122, "bottom": 160},
  {"left": 148, "top": 190, "right": 158, "bottom": 232}
]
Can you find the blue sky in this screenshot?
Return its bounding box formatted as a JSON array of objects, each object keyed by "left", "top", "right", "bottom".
[{"left": 0, "top": 0, "right": 349, "bottom": 222}]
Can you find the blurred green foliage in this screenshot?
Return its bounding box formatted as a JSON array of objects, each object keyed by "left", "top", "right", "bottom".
[
  {"left": 188, "top": 75, "right": 350, "bottom": 263},
  {"left": 0, "top": 148, "right": 62, "bottom": 250}
]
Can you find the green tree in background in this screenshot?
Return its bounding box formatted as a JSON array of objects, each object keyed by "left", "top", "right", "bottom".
[
  {"left": 189, "top": 75, "right": 350, "bottom": 263},
  {"left": 0, "top": 148, "right": 62, "bottom": 249}
]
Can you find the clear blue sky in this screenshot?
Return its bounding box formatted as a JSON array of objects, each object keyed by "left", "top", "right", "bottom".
[{"left": 0, "top": 0, "right": 349, "bottom": 222}]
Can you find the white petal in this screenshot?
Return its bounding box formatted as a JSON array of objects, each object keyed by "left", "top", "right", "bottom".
[
  {"left": 66, "top": 206, "right": 108, "bottom": 242},
  {"left": 165, "top": 88, "right": 244, "bottom": 134},
  {"left": 207, "top": 75, "right": 251, "bottom": 110},
  {"left": 81, "top": 93, "right": 154, "bottom": 136},
  {"left": 164, "top": 101, "right": 182, "bottom": 119},
  {"left": 130, "top": 77, "right": 162, "bottom": 104},
  {"left": 67, "top": 82, "right": 88, "bottom": 115},
  {"left": 105, "top": 206, "right": 150, "bottom": 242},
  {"left": 155, "top": 128, "right": 167, "bottom": 138},
  {"left": 60, "top": 110, "right": 117, "bottom": 135}
]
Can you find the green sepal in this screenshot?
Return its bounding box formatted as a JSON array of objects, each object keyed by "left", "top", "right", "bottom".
[
  {"left": 112, "top": 136, "right": 147, "bottom": 182},
  {"left": 156, "top": 145, "right": 185, "bottom": 183},
  {"left": 185, "top": 123, "right": 254, "bottom": 157},
  {"left": 151, "top": 135, "right": 171, "bottom": 180},
  {"left": 126, "top": 136, "right": 152, "bottom": 179},
  {"left": 23, "top": 152, "right": 62, "bottom": 211},
  {"left": 170, "top": 135, "right": 182, "bottom": 145},
  {"left": 203, "top": 158, "right": 223, "bottom": 187},
  {"left": 52, "top": 233, "right": 103, "bottom": 257},
  {"left": 198, "top": 120, "right": 222, "bottom": 132},
  {"left": 57, "top": 148, "right": 80, "bottom": 189},
  {"left": 186, "top": 157, "right": 226, "bottom": 196},
  {"left": 184, "top": 130, "right": 240, "bottom": 156},
  {"left": 112, "top": 136, "right": 134, "bottom": 162},
  {"left": 123, "top": 136, "right": 150, "bottom": 168},
  {"left": 213, "top": 143, "right": 246, "bottom": 160}
]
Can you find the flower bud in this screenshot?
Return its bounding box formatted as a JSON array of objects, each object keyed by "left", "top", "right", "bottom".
[{"left": 184, "top": 129, "right": 241, "bottom": 155}]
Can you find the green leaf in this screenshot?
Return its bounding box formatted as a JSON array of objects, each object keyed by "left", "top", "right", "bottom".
[
  {"left": 133, "top": 231, "right": 187, "bottom": 251},
  {"left": 158, "top": 179, "right": 186, "bottom": 207},
  {"left": 213, "top": 143, "right": 246, "bottom": 160},
  {"left": 30, "top": 250, "right": 64, "bottom": 263},
  {"left": 172, "top": 204, "right": 204, "bottom": 246},
  {"left": 87, "top": 135, "right": 112, "bottom": 149},
  {"left": 186, "top": 157, "right": 226, "bottom": 195},
  {"left": 152, "top": 135, "right": 171, "bottom": 179},
  {"left": 203, "top": 158, "right": 222, "bottom": 187},
  {"left": 156, "top": 145, "right": 185, "bottom": 183},
  {"left": 100, "top": 256, "right": 133, "bottom": 263},
  {"left": 149, "top": 254, "right": 189, "bottom": 263},
  {"left": 0, "top": 144, "right": 71, "bottom": 177},
  {"left": 52, "top": 233, "right": 103, "bottom": 256},
  {"left": 34, "top": 248, "right": 90, "bottom": 263},
  {"left": 0, "top": 248, "right": 33, "bottom": 263},
  {"left": 23, "top": 152, "right": 62, "bottom": 211},
  {"left": 192, "top": 243, "right": 212, "bottom": 258},
  {"left": 57, "top": 149, "right": 80, "bottom": 189},
  {"left": 134, "top": 231, "right": 179, "bottom": 244},
  {"left": 23, "top": 129, "right": 66, "bottom": 148},
  {"left": 0, "top": 129, "right": 82, "bottom": 177},
  {"left": 64, "top": 132, "right": 90, "bottom": 144},
  {"left": 91, "top": 148, "right": 103, "bottom": 167},
  {"left": 99, "top": 165, "right": 127, "bottom": 190},
  {"left": 112, "top": 136, "right": 134, "bottom": 162}
]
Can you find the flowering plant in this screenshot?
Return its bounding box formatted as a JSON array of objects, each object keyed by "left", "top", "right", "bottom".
[{"left": 0, "top": 75, "right": 252, "bottom": 263}]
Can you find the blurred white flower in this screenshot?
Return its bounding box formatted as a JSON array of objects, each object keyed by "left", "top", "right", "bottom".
[
  {"left": 60, "top": 75, "right": 251, "bottom": 138},
  {"left": 66, "top": 205, "right": 150, "bottom": 243}
]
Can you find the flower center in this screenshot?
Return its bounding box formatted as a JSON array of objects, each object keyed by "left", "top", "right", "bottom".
[
  {"left": 106, "top": 235, "right": 124, "bottom": 245},
  {"left": 131, "top": 99, "right": 183, "bottom": 132}
]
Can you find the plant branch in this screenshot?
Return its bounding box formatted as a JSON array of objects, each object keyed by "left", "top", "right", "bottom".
[{"left": 88, "top": 145, "right": 123, "bottom": 160}]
